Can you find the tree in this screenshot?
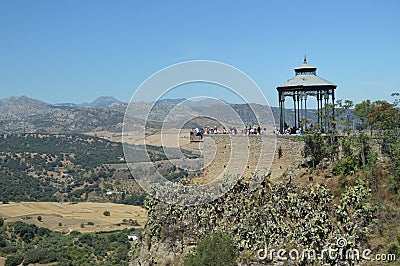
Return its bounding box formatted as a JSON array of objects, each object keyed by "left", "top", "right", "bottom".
[
  {"left": 37, "top": 216, "right": 43, "bottom": 222},
  {"left": 302, "top": 129, "right": 326, "bottom": 168},
  {"left": 368, "top": 99, "right": 400, "bottom": 176},
  {"left": 0, "top": 217, "right": 4, "bottom": 227},
  {"left": 336, "top": 99, "right": 354, "bottom": 135},
  {"left": 354, "top": 100, "right": 373, "bottom": 131},
  {"left": 390, "top": 140, "right": 400, "bottom": 193},
  {"left": 0, "top": 235, "right": 6, "bottom": 247},
  {"left": 103, "top": 210, "right": 110, "bottom": 216},
  {"left": 184, "top": 231, "right": 237, "bottom": 266},
  {"left": 5, "top": 254, "right": 24, "bottom": 266}
]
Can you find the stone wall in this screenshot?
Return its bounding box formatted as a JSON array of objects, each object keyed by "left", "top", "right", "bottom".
[{"left": 201, "top": 134, "right": 304, "bottom": 181}]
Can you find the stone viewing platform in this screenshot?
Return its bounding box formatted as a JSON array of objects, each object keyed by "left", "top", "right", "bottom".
[{"left": 197, "top": 134, "right": 304, "bottom": 181}]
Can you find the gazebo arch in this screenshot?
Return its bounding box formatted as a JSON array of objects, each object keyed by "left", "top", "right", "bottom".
[{"left": 276, "top": 56, "right": 337, "bottom": 133}]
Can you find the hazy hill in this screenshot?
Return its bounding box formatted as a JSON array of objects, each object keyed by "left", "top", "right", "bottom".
[
  {"left": 54, "top": 96, "right": 122, "bottom": 108},
  {"left": 0, "top": 96, "right": 125, "bottom": 133},
  {"left": 155, "top": 98, "right": 186, "bottom": 105},
  {"left": 0, "top": 95, "right": 324, "bottom": 133},
  {"left": 0, "top": 96, "right": 63, "bottom": 117},
  {"left": 182, "top": 98, "right": 228, "bottom": 108},
  {"left": 79, "top": 96, "right": 122, "bottom": 108}
]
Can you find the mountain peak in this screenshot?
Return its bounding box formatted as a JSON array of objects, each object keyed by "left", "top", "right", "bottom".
[
  {"left": 80, "top": 96, "right": 122, "bottom": 108},
  {"left": 1, "top": 95, "right": 50, "bottom": 107}
]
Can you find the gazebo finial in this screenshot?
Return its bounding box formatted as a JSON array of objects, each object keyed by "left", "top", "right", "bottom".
[{"left": 304, "top": 54, "right": 307, "bottom": 64}]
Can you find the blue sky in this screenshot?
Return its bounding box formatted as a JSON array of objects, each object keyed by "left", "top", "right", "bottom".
[{"left": 0, "top": 0, "right": 399, "bottom": 107}]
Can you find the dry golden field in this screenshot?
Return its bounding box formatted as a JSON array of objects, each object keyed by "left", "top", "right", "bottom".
[
  {"left": 0, "top": 202, "right": 147, "bottom": 233},
  {"left": 86, "top": 129, "right": 192, "bottom": 147}
]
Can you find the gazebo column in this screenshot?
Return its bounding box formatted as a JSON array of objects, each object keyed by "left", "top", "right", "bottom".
[
  {"left": 304, "top": 93, "right": 308, "bottom": 130},
  {"left": 296, "top": 92, "right": 300, "bottom": 129},
  {"left": 324, "top": 91, "right": 329, "bottom": 133},
  {"left": 319, "top": 91, "right": 323, "bottom": 129},
  {"left": 293, "top": 94, "right": 297, "bottom": 129},
  {"left": 279, "top": 91, "right": 285, "bottom": 133},
  {"left": 331, "top": 88, "right": 335, "bottom": 129},
  {"left": 316, "top": 91, "right": 320, "bottom": 129},
  {"left": 283, "top": 97, "right": 286, "bottom": 131},
  {"left": 300, "top": 93, "right": 303, "bottom": 127}
]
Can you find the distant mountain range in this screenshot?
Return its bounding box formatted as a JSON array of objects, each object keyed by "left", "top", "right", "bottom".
[
  {"left": 0, "top": 95, "right": 321, "bottom": 134},
  {"left": 54, "top": 96, "right": 122, "bottom": 108},
  {"left": 155, "top": 98, "right": 228, "bottom": 108}
]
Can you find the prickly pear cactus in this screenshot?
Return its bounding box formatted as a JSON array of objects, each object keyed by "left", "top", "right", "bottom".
[{"left": 131, "top": 177, "right": 376, "bottom": 265}]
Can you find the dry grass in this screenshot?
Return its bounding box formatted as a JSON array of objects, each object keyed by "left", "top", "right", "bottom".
[
  {"left": 0, "top": 202, "right": 147, "bottom": 233},
  {"left": 86, "top": 129, "right": 191, "bottom": 147}
]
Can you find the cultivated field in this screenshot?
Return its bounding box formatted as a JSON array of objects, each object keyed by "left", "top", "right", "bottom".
[
  {"left": 87, "top": 129, "right": 192, "bottom": 147},
  {"left": 0, "top": 202, "right": 147, "bottom": 233}
]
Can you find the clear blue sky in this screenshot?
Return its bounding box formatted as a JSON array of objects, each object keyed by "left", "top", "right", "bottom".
[{"left": 1, "top": 0, "right": 399, "bottom": 107}]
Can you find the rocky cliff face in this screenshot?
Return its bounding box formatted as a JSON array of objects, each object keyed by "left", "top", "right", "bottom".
[{"left": 131, "top": 174, "right": 376, "bottom": 265}]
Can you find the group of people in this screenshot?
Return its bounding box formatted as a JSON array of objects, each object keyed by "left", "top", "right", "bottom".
[
  {"left": 190, "top": 125, "right": 270, "bottom": 140},
  {"left": 242, "top": 125, "right": 267, "bottom": 135},
  {"left": 274, "top": 126, "right": 302, "bottom": 135},
  {"left": 190, "top": 126, "right": 239, "bottom": 140},
  {"left": 191, "top": 125, "right": 306, "bottom": 139}
]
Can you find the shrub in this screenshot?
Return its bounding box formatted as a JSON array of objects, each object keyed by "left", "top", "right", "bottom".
[
  {"left": 389, "top": 175, "right": 400, "bottom": 194},
  {"left": 387, "top": 243, "right": 400, "bottom": 257},
  {"left": 0, "top": 235, "right": 6, "bottom": 247},
  {"left": 37, "top": 227, "right": 51, "bottom": 236},
  {"left": 184, "top": 231, "right": 237, "bottom": 266},
  {"left": 5, "top": 254, "right": 24, "bottom": 266},
  {"left": 334, "top": 156, "right": 358, "bottom": 176}
]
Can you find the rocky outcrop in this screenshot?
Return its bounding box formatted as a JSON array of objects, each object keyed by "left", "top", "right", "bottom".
[{"left": 131, "top": 176, "right": 376, "bottom": 265}]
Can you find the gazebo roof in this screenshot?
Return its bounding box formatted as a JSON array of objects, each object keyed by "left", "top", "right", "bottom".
[
  {"left": 294, "top": 57, "right": 317, "bottom": 72},
  {"left": 277, "top": 57, "right": 336, "bottom": 90},
  {"left": 277, "top": 74, "right": 336, "bottom": 89}
]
